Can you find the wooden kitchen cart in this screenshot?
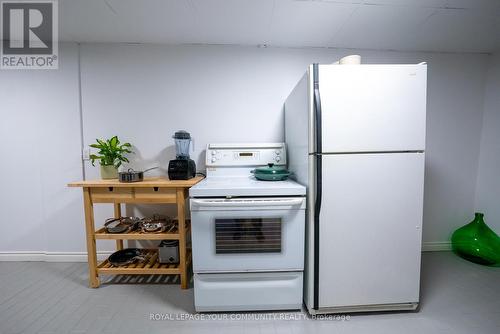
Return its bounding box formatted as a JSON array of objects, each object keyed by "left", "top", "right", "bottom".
[{"left": 68, "top": 176, "right": 203, "bottom": 289}]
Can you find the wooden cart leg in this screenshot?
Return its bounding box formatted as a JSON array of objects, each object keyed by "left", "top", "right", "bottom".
[
  {"left": 83, "top": 187, "right": 100, "bottom": 288},
  {"left": 177, "top": 188, "right": 188, "bottom": 289},
  {"left": 113, "top": 203, "right": 124, "bottom": 250}
]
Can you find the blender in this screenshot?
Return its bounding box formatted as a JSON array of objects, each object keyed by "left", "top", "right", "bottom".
[{"left": 168, "top": 130, "right": 196, "bottom": 180}]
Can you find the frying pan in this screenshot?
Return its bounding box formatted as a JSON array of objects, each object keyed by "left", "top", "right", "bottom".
[
  {"left": 108, "top": 248, "right": 146, "bottom": 266},
  {"left": 104, "top": 217, "right": 140, "bottom": 233}
]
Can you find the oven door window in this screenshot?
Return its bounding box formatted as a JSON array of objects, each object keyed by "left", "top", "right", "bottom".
[{"left": 215, "top": 218, "right": 281, "bottom": 254}]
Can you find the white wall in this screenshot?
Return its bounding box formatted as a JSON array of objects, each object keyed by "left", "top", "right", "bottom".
[
  {"left": 80, "top": 44, "right": 488, "bottom": 247},
  {"left": 0, "top": 43, "right": 85, "bottom": 258},
  {"left": 475, "top": 54, "right": 500, "bottom": 233},
  {"left": 0, "top": 42, "right": 491, "bottom": 258}
]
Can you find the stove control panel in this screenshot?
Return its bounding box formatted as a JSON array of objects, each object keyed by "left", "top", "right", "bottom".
[{"left": 206, "top": 143, "right": 287, "bottom": 167}]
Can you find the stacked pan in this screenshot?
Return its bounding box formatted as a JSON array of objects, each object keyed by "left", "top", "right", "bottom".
[{"left": 104, "top": 214, "right": 172, "bottom": 234}]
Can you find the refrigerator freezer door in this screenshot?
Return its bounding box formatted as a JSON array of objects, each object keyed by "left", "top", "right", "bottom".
[
  {"left": 284, "top": 71, "right": 313, "bottom": 187},
  {"left": 318, "top": 153, "right": 424, "bottom": 309},
  {"left": 318, "top": 64, "right": 427, "bottom": 153}
]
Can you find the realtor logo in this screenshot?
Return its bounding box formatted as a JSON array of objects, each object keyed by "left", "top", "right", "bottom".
[{"left": 1, "top": 0, "right": 58, "bottom": 69}]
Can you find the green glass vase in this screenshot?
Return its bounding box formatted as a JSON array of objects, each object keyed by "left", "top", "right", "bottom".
[{"left": 451, "top": 212, "right": 500, "bottom": 266}]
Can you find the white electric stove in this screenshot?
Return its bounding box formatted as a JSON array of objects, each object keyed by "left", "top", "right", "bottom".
[{"left": 189, "top": 143, "right": 306, "bottom": 312}]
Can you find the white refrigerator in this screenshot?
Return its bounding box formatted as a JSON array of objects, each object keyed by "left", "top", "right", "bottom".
[{"left": 284, "top": 63, "right": 427, "bottom": 314}]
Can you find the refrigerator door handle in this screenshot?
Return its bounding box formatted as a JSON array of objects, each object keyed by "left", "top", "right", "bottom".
[
  {"left": 313, "top": 64, "right": 322, "bottom": 154},
  {"left": 313, "top": 63, "right": 322, "bottom": 310}
]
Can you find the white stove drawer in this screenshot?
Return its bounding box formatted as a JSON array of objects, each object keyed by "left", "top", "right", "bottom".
[
  {"left": 190, "top": 201, "right": 305, "bottom": 272},
  {"left": 194, "top": 272, "right": 303, "bottom": 312}
]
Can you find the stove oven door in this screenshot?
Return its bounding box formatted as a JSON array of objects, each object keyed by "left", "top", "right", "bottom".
[{"left": 190, "top": 197, "right": 305, "bottom": 273}]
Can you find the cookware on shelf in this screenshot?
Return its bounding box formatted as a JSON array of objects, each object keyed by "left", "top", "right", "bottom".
[
  {"left": 104, "top": 217, "right": 141, "bottom": 233},
  {"left": 252, "top": 163, "right": 291, "bottom": 181},
  {"left": 118, "top": 167, "right": 158, "bottom": 183},
  {"left": 108, "top": 248, "right": 146, "bottom": 266},
  {"left": 139, "top": 214, "right": 172, "bottom": 233}
]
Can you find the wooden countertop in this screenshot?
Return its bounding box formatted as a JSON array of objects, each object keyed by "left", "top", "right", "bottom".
[{"left": 68, "top": 176, "right": 204, "bottom": 188}]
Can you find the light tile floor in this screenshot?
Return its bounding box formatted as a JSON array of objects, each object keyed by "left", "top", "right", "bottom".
[{"left": 0, "top": 252, "right": 499, "bottom": 334}]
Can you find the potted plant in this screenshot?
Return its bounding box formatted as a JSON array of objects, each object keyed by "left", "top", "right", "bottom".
[{"left": 89, "top": 136, "right": 133, "bottom": 179}]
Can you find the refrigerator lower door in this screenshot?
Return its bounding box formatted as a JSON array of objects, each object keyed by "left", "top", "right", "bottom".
[{"left": 317, "top": 152, "right": 424, "bottom": 311}]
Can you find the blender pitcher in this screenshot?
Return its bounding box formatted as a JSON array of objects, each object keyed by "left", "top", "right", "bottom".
[{"left": 173, "top": 130, "right": 192, "bottom": 160}]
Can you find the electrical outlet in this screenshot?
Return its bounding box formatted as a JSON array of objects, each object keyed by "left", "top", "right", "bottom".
[{"left": 82, "top": 148, "right": 90, "bottom": 161}]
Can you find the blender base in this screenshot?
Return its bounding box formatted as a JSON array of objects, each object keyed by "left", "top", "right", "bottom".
[{"left": 168, "top": 159, "right": 196, "bottom": 180}]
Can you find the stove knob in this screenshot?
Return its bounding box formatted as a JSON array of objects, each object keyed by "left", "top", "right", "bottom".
[
  {"left": 275, "top": 156, "right": 281, "bottom": 162},
  {"left": 211, "top": 157, "right": 216, "bottom": 163},
  {"left": 212, "top": 151, "right": 217, "bottom": 155},
  {"left": 275, "top": 150, "right": 280, "bottom": 155}
]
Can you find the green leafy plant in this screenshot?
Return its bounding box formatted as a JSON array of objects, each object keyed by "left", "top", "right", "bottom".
[{"left": 89, "top": 136, "right": 133, "bottom": 168}]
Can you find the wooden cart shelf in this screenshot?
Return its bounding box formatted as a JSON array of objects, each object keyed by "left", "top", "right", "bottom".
[
  {"left": 97, "top": 249, "right": 192, "bottom": 275},
  {"left": 68, "top": 176, "right": 203, "bottom": 289},
  {"left": 95, "top": 219, "right": 190, "bottom": 240}
]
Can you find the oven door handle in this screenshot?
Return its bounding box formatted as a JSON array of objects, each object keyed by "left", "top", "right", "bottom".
[{"left": 190, "top": 198, "right": 304, "bottom": 207}]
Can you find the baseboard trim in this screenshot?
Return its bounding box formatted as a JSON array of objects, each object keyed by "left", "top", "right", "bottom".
[
  {"left": 0, "top": 251, "right": 114, "bottom": 262},
  {"left": 422, "top": 241, "right": 452, "bottom": 252},
  {"left": 0, "top": 243, "right": 451, "bottom": 262}
]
